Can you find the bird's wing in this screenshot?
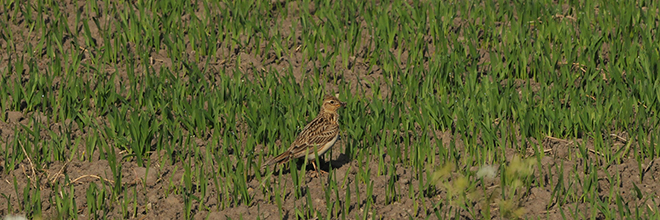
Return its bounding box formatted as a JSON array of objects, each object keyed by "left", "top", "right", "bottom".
[{"left": 288, "top": 117, "right": 339, "bottom": 158}]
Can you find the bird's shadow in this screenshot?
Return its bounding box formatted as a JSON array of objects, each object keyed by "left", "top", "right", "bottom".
[{"left": 265, "top": 153, "right": 351, "bottom": 177}]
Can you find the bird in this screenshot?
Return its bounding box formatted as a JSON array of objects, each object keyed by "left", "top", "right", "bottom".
[{"left": 263, "top": 94, "right": 346, "bottom": 177}]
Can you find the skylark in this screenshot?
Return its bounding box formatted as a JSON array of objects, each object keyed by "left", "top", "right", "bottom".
[{"left": 263, "top": 95, "right": 346, "bottom": 176}]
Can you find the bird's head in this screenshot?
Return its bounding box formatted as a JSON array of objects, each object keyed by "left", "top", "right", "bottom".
[{"left": 322, "top": 95, "right": 346, "bottom": 112}]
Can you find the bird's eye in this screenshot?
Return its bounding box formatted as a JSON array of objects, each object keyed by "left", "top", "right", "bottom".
[{"left": 330, "top": 100, "right": 335, "bottom": 104}]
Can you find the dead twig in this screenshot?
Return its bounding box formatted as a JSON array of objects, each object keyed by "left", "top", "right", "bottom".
[
  {"left": 18, "top": 140, "right": 39, "bottom": 189},
  {"left": 67, "top": 174, "right": 114, "bottom": 186}
]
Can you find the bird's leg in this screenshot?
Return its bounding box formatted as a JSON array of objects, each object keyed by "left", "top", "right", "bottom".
[{"left": 311, "top": 160, "right": 328, "bottom": 177}]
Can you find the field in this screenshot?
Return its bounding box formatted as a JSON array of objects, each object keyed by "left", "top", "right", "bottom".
[{"left": 1, "top": 0, "right": 660, "bottom": 219}]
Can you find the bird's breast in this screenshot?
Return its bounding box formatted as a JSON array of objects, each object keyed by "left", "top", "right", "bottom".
[{"left": 305, "top": 134, "right": 339, "bottom": 160}]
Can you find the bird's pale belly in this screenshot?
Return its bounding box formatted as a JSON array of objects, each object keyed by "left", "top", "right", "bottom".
[{"left": 306, "top": 134, "right": 339, "bottom": 160}]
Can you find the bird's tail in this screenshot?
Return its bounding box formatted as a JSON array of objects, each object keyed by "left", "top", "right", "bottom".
[{"left": 262, "top": 151, "right": 292, "bottom": 168}]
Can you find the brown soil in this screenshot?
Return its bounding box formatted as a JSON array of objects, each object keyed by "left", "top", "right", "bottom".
[{"left": 1, "top": 1, "right": 658, "bottom": 219}]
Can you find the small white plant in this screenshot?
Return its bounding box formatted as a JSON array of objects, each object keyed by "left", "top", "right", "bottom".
[{"left": 3, "top": 214, "right": 27, "bottom": 220}]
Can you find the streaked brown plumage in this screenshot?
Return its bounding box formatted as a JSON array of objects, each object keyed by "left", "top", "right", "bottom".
[{"left": 263, "top": 95, "right": 346, "bottom": 176}]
